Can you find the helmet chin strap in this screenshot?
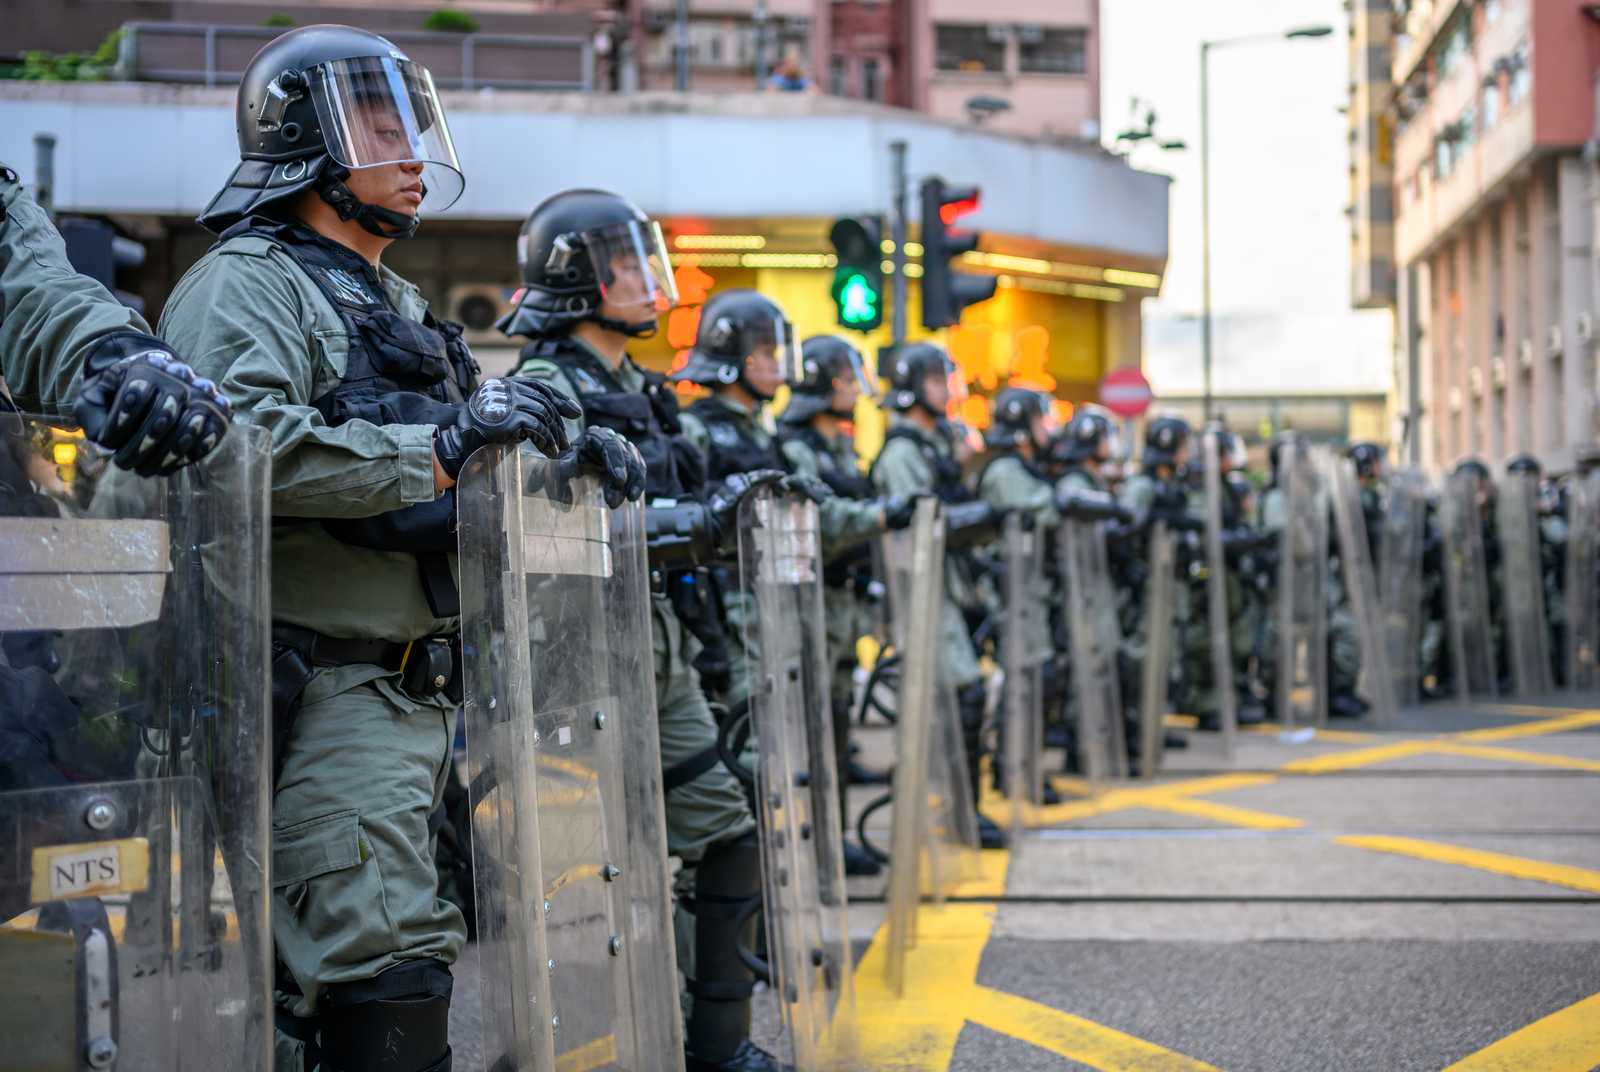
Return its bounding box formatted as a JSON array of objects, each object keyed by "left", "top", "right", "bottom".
[
  {"left": 317, "top": 165, "right": 420, "bottom": 240},
  {"left": 594, "top": 315, "right": 658, "bottom": 339}
]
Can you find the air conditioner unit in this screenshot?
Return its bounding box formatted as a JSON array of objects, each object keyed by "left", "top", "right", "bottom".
[
  {"left": 448, "top": 284, "right": 514, "bottom": 349},
  {"left": 1577, "top": 311, "right": 1594, "bottom": 343},
  {"left": 1490, "top": 355, "right": 1507, "bottom": 388},
  {"left": 1468, "top": 366, "right": 1484, "bottom": 397},
  {"left": 1549, "top": 324, "right": 1564, "bottom": 357},
  {"left": 1517, "top": 338, "right": 1535, "bottom": 370}
]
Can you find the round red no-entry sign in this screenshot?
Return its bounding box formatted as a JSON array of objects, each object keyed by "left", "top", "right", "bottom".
[{"left": 1099, "top": 367, "right": 1154, "bottom": 418}]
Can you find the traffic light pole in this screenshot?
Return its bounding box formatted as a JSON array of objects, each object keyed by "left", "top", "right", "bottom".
[{"left": 890, "top": 139, "right": 908, "bottom": 348}]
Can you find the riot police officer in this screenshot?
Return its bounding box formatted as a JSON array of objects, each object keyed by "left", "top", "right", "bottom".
[
  {"left": 1507, "top": 452, "right": 1567, "bottom": 686},
  {"left": 1055, "top": 404, "right": 1120, "bottom": 497},
  {"left": 672, "top": 289, "right": 830, "bottom": 709},
  {"left": 777, "top": 334, "right": 917, "bottom": 876},
  {"left": 871, "top": 342, "right": 1008, "bottom": 849},
  {"left": 160, "top": 28, "right": 641, "bottom": 1072},
  {"left": 500, "top": 189, "right": 785, "bottom": 1071},
  {"left": 2, "top": 166, "right": 231, "bottom": 473}
]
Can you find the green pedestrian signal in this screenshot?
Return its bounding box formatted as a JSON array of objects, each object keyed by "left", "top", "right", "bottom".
[
  {"left": 834, "top": 269, "right": 880, "bottom": 328},
  {"left": 828, "top": 217, "right": 885, "bottom": 332}
]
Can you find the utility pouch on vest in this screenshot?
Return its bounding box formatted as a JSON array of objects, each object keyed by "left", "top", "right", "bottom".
[
  {"left": 359, "top": 311, "right": 451, "bottom": 384},
  {"left": 400, "top": 636, "right": 457, "bottom": 700}
]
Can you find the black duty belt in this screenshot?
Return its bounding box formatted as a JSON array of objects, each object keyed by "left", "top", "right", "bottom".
[{"left": 272, "top": 624, "right": 412, "bottom": 671}]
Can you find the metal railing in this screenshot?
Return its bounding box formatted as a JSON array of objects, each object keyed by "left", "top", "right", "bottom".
[{"left": 116, "top": 22, "right": 594, "bottom": 91}]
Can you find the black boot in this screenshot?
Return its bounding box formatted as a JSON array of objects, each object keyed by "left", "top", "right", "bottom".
[
  {"left": 685, "top": 832, "right": 766, "bottom": 1070},
  {"left": 842, "top": 838, "right": 883, "bottom": 877},
  {"left": 687, "top": 1039, "right": 789, "bottom": 1072},
  {"left": 957, "top": 681, "right": 1007, "bottom": 849}
]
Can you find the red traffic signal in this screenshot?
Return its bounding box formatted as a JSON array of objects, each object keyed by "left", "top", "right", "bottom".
[{"left": 920, "top": 177, "right": 997, "bottom": 330}]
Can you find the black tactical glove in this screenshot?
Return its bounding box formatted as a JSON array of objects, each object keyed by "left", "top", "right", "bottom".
[
  {"left": 1056, "top": 486, "right": 1131, "bottom": 525},
  {"left": 777, "top": 473, "right": 830, "bottom": 503},
  {"left": 880, "top": 494, "right": 919, "bottom": 530},
  {"left": 943, "top": 500, "right": 1004, "bottom": 548},
  {"left": 435, "top": 377, "right": 581, "bottom": 478},
  {"left": 72, "top": 334, "right": 232, "bottom": 477},
  {"left": 707, "top": 469, "right": 787, "bottom": 538},
  {"left": 557, "top": 427, "right": 648, "bottom": 509}
]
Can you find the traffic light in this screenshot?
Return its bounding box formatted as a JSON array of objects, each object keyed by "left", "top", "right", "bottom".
[
  {"left": 59, "top": 217, "right": 147, "bottom": 313},
  {"left": 828, "top": 216, "right": 884, "bottom": 332},
  {"left": 919, "top": 176, "right": 997, "bottom": 330}
]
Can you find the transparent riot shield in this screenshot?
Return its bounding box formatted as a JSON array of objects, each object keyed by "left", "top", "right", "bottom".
[
  {"left": 1138, "top": 522, "right": 1176, "bottom": 778},
  {"left": 881, "top": 500, "right": 980, "bottom": 995},
  {"left": 1567, "top": 471, "right": 1600, "bottom": 690},
  {"left": 1058, "top": 518, "right": 1128, "bottom": 784},
  {"left": 1000, "top": 515, "right": 1048, "bottom": 841},
  {"left": 1275, "top": 441, "right": 1329, "bottom": 728},
  {"left": 1200, "top": 431, "right": 1239, "bottom": 755},
  {"left": 1324, "top": 456, "right": 1399, "bottom": 726},
  {"left": 736, "top": 488, "right": 857, "bottom": 1069},
  {"left": 456, "top": 444, "right": 681, "bottom": 1071},
  {"left": 0, "top": 415, "right": 271, "bottom": 1072},
  {"left": 1497, "top": 471, "right": 1554, "bottom": 697},
  {"left": 1379, "top": 470, "right": 1430, "bottom": 707},
  {"left": 1440, "top": 471, "right": 1499, "bottom": 699}
]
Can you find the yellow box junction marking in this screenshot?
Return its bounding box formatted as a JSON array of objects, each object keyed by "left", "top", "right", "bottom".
[
  {"left": 1334, "top": 835, "right": 1600, "bottom": 896},
  {"left": 853, "top": 902, "right": 1218, "bottom": 1072},
  {"left": 1451, "top": 711, "right": 1600, "bottom": 743},
  {"left": 1428, "top": 741, "right": 1600, "bottom": 773},
  {"left": 1441, "top": 992, "right": 1600, "bottom": 1072}
]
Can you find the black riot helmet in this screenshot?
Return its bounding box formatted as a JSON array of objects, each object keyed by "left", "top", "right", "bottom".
[
  {"left": 781, "top": 335, "right": 877, "bottom": 425},
  {"left": 1453, "top": 456, "right": 1491, "bottom": 482},
  {"left": 1142, "top": 414, "right": 1191, "bottom": 469},
  {"left": 986, "top": 386, "right": 1053, "bottom": 450},
  {"left": 498, "top": 188, "right": 679, "bottom": 340},
  {"left": 198, "top": 25, "right": 464, "bottom": 238},
  {"left": 670, "top": 289, "right": 800, "bottom": 402},
  {"left": 1347, "top": 441, "right": 1385, "bottom": 480},
  {"left": 882, "top": 342, "right": 961, "bottom": 417},
  {"left": 1505, "top": 452, "right": 1541, "bottom": 478},
  {"left": 1057, "top": 403, "right": 1120, "bottom": 464}
]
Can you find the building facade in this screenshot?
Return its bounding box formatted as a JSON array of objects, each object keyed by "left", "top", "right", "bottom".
[{"left": 1349, "top": 0, "right": 1600, "bottom": 473}]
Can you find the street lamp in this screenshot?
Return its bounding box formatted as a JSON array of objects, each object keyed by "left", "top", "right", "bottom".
[{"left": 1199, "top": 24, "right": 1333, "bottom": 421}]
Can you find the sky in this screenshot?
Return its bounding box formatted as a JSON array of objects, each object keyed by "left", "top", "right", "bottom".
[{"left": 1098, "top": 0, "right": 1394, "bottom": 395}]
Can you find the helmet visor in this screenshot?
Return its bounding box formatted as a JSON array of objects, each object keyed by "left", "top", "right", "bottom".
[
  {"left": 311, "top": 55, "right": 464, "bottom": 213},
  {"left": 579, "top": 219, "right": 679, "bottom": 316},
  {"left": 741, "top": 314, "right": 802, "bottom": 384},
  {"left": 844, "top": 348, "right": 879, "bottom": 398}
]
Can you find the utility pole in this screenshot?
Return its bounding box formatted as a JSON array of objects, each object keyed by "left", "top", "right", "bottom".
[
  {"left": 890, "top": 139, "right": 908, "bottom": 348},
  {"left": 1199, "top": 42, "right": 1213, "bottom": 423},
  {"left": 674, "top": 0, "right": 690, "bottom": 92},
  {"left": 754, "top": 0, "right": 770, "bottom": 86},
  {"left": 33, "top": 133, "right": 56, "bottom": 216}
]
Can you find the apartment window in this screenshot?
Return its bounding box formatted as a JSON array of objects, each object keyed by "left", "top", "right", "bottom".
[
  {"left": 829, "top": 54, "right": 848, "bottom": 96},
  {"left": 1437, "top": 12, "right": 1471, "bottom": 79},
  {"left": 935, "top": 24, "right": 1005, "bottom": 73},
  {"left": 862, "top": 57, "right": 882, "bottom": 101},
  {"left": 1480, "top": 79, "right": 1499, "bottom": 130},
  {"left": 1483, "top": 0, "right": 1503, "bottom": 22},
  {"left": 1017, "top": 27, "right": 1086, "bottom": 74},
  {"left": 1508, "top": 43, "right": 1530, "bottom": 105}
]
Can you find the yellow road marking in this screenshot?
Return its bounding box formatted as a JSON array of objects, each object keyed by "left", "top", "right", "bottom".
[
  {"left": 1453, "top": 711, "right": 1600, "bottom": 742},
  {"left": 1429, "top": 741, "right": 1600, "bottom": 773},
  {"left": 967, "top": 986, "right": 1221, "bottom": 1072},
  {"left": 1141, "top": 795, "right": 1304, "bottom": 830},
  {"left": 853, "top": 902, "right": 1217, "bottom": 1071},
  {"left": 554, "top": 1033, "right": 618, "bottom": 1072},
  {"left": 987, "top": 773, "right": 1286, "bottom": 832},
  {"left": 1335, "top": 835, "right": 1600, "bottom": 895},
  {"left": 947, "top": 849, "right": 1011, "bottom": 899},
  {"left": 1475, "top": 702, "right": 1593, "bottom": 718},
  {"left": 1441, "top": 992, "right": 1600, "bottom": 1072},
  {"left": 1280, "top": 740, "right": 1437, "bottom": 773}
]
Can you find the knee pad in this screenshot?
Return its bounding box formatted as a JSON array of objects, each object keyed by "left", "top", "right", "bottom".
[{"left": 318, "top": 960, "right": 453, "bottom": 1072}]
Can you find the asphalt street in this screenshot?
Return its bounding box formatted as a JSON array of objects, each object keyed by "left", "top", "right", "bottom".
[{"left": 450, "top": 693, "right": 1600, "bottom": 1070}]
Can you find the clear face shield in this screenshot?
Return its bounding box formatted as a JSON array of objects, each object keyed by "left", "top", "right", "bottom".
[
  {"left": 823, "top": 348, "right": 877, "bottom": 414},
  {"left": 310, "top": 55, "right": 465, "bottom": 213},
  {"left": 543, "top": 218, "right": 680, "bottom": 323}
]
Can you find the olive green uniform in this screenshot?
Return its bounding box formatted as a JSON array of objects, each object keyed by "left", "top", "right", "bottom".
[
  {"left": 872, "top": 415, "right": 982, "bottom": 690},
  {"left": 159, "top": 233, "right": 465, "bottom": 1066},
  {"left": 1, "top": 167, "right": 145, "bottom": 412}
]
